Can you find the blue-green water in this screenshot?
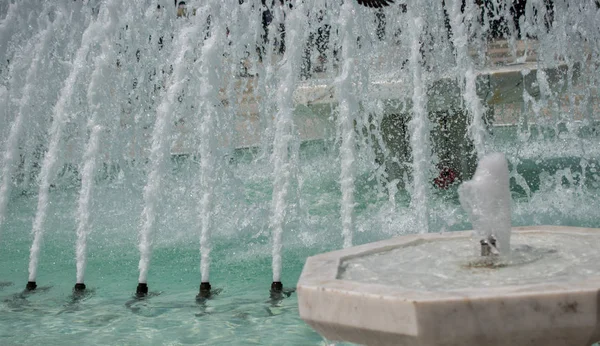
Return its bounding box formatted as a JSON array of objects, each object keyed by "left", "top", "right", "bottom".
[
  {"left": 0, "top": 143, "right": 389, "bottom": 345},
  {"left": 0, "top": 182, "right": 333, "bottom": 345},
  {"left": 1, "top": 137, "right": 600, "bottom": 345}
]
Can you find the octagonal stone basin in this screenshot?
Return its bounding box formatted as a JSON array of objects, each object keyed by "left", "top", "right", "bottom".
[{"left": 297, "top": 226, "right": 600, "bottom": 346}]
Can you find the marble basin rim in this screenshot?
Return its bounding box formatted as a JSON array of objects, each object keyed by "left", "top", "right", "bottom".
[{"left": 297, "top": 225, "right": 600, "bottom": 346}]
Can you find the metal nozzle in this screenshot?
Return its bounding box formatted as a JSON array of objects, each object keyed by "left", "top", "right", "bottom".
[{"left": 480, "top": 235, "right": 500, "bottom": 257}]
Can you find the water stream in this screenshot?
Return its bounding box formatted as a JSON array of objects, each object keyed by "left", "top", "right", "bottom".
[{"left": 0, "top": 0, "right": 599, "bottom": 344}]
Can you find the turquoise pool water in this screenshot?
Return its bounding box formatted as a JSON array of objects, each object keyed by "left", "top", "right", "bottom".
[
  {"left": 0, "top": 176, "right": 335, "bottom": 344},
  {"left": 0, "top": 142, "right": 391, "bottom": 345},
  {"left": 1, "top": 137, "right": 599, "bottom": 345}
]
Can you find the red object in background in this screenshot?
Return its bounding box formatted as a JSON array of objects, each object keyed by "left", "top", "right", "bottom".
[{"left": 434, "top": 166, "right": 457, "bottom": 189}]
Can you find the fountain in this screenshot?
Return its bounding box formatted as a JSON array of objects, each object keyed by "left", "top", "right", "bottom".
[
  {"left": 0, "top": 0, "right": 599, "bottom": 344},
  {"left": 459, "top": 152, "right": 512, "bottom": 256},
  {"left": 297, "top": 152, "right": 600, "bottom": 345},
  {"left": 298, "top": 225, "right": 600, "bottom": 345}
]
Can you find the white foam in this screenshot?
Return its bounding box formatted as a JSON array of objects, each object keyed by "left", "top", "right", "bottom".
[{"left": 459, "top": 153, "right": 511, "bottom": 254}]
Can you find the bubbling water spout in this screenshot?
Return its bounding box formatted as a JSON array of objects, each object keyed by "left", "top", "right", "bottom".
[{"left": 459, "top": 152, "right": 511, "bottom": 255}]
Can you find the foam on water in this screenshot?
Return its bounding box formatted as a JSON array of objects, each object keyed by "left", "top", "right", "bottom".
[
  {"left": 340, "top": 232, "right": 600, "bottom": 291},
  {"left": 459, "top": 153, "right": 511, "bottom": 253}
]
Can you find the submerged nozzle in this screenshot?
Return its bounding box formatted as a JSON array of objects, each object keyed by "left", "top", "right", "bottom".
[
  {"left": 196, "top": 282, "right": 212, "bottom": 300},
  {"left": 25, "top": 281, "right": 37, "bottom": 291},
  {"left": 136, "top": 283, "right": 148, "bottom": 297},
  {"left": 270, "top": 281, "right": 283, "bottom": 299},
  {"left": 271, "top": 281, "right": 283, "bottom": 291},
  {"left": 73, "top": 283, "right": 86, "bottom": 292}
]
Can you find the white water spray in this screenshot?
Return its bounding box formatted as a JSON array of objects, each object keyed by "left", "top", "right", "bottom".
[
  {"left": 75, "top": 1, "right": 122, "bottom": 285},
  {"left": 0, "top": 0, "right": 594, "bottom": 305},
  {"left": 196, "top": 3, "right": 225, "bottom": 284},
  {"left": 408, "top": 13, "right": 431, "bottom": 234},
  {"left": 0, "top": 6, "right": 57, "bottom": 242},
  {"left": 0, "top": 2, "right": 18, "bottom": 62},
  {"left": 336, "top": 1, "right": 359, "bottom": 248},
  {"left": 448, "top": 0, "right": 487, "bottom": 158},
  {"left": 270, "top": 1, "right": 307, "bottom": 283},
  {"left": 0, "top": 0, "right": 40, "bottom": 63},
  {"left": 137, "top": 9, "right": 208, "bottom": 285},
  {"left": 256, "top": 1, "right": 284, "bottom": 156},
  {"left": 459, "top": 152, "right": 511, "bottom": 253},
  {"left": 28, "top": 2, "right": 110, "bottom": 282}
]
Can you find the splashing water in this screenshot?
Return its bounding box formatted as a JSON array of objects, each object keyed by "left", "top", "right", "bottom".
[
  {"left": 336, "top": 1, "right": 360, "bottom": 248},
  {"left": 137, "top": 3, "right": 210, "bottom": 285},
  {"left": 269, "top": 0, "right": 308, "bottom": 284},
  {"left": 196, "top": 2, "right": 226, "bottom": 284},
  {"left": 0, "top": 0, "right": 598, "bottom": 343},
  {"left": 75, "top": 0, "right": 122, "bottom": 286},
  {"left": 0, "top": 3, "right": 59, "bottom": 242},
  {"left": 408, "top": 11, "right": 431, "bottom": 233},
  {"left": 29, "top": 0, "right": 118, "bottom": 283},
  {"left": 459, "top": 152, "right": 512, "bottom": 254}
]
